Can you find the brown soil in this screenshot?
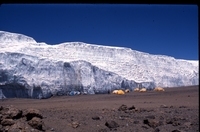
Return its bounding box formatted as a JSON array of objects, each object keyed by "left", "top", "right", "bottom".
[{"left": 0, "top": 85, "right": 199, "bottom": 132}]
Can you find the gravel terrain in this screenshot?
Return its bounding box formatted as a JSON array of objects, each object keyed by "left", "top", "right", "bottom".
[{"left": 0, "top": 85, "right": 199, "bottom": 132}]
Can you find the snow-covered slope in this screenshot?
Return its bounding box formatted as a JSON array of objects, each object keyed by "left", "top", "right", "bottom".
[
  {"left": 1, "top": 52, "right": 152, "bottom": 98},
  {"left": 0, "top": 31, "right": 36, "bottom": 43},
  {"left": 0, "top": 31, "right": 198, "bottom": 98}
]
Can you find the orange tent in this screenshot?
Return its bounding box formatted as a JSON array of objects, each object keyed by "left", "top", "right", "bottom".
[{"left": 117, "top": 90, "right": 125, "bottom": 95}]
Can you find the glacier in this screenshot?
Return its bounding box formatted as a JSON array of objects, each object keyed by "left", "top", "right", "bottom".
[{"left": 0, "top": 31, "right": 198, "bottom": 99}]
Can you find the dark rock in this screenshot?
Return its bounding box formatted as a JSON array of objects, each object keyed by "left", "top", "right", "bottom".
[
  {"left": 143, "top": 119, "right": 149, "bottom": 124},
  {"left": 124, "top": 110, "right": 129, "bottom": 113},
  {"left": 139, "top": 108, "right": 154, "bottom": 113},
  {"left": 139, "top": 108, "right": 147, "bottom": 112},
  {"left": 0, "top": 125, "right": 3, "bottom": 132},
  {"left": 6, "top": 107, "right": 23, "bottom": 119},
  {"left": 92, "top": 116, "right": 100, "bottom": 120},
  {"left": 128, "top": 105, "right": 136, "bottom": 110},
  {"left": 7, "top": 123, "right": 25, "bottom": 132},
  {"left": 105, "top": 120, "right": 119, "bottom": 129},
  {"left": 172, "top": 121, "right": 180, "bottom": 126},
  {"left": 148, "top": 120, "right": 160, "bottom": 128},
  {"left": 25, "top": 109, "right": 43, "bottom": 121},
  {"left": 166, "top": 119, "right": 173, "bottom": 124},
  {"left": 179, "top": 106, "right": 187, "bottom": 108},
  {"left": 154, "top": 128, "right": 160, "bottom": 132},
  {"left": 28, "top": 117, "right": 45, "bottom": 130},
  {"left": 13, "top": 121, "right": 30, "bottom": 130},
  {"left": 166, "top": 117, "right": 181, "bottom": 126},
  {"left": 143, "top": 119, "right": 160, "bottom": 128},
  {"left": 0, "top": 106, "right": 48, "bottom": 132},
  {"left": 118, "top": 104, "right": 127, "bottom": 111},
  {"left": 0, "top": 114, "right": 2, "bottom": 121},
  {"left": 1, "top": 119, "right": 15, "bottom": 126},
  {"left": 0, "top": 106, "right": 3, "bottom": 111}
]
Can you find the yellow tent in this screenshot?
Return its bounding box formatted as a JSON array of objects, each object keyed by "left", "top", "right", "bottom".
[
  {"left": 117, "top": 90, "right": 125, "bottom": 95},
  {"left": 125, "top": 89, "right": 130, "bottom": 93},
  {"left": 112, "top": 90, "right": 119, "bottom": 94}
]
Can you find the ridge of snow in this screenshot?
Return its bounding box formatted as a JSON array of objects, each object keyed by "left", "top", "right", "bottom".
[
  {"left": 0, "top": 31, "right": 199, "bottom": 88},
  {"left": 0, "top": 31, "right": 37, "bottom": 44}
]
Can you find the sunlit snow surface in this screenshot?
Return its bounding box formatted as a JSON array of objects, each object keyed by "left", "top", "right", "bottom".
[{"left": 0, "top": 31, "right": 198, "bottom": 99}]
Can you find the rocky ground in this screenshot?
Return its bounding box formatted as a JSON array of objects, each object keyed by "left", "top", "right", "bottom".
[{"left": 0, "top": 85, "right": 199, "bottom": 132}]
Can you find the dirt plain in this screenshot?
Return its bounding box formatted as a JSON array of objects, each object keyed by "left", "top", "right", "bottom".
[{"left": 0, "top": 85, "right": 199, "bottom": 132}]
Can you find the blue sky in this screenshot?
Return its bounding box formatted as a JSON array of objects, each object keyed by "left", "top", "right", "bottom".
[{"left": 0, "top": 4, "right": 198, "bottom": 60}]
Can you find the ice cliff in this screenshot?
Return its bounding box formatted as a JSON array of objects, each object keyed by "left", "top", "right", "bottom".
[{"left": 0, "top": 31, "right": 198, "bottom": 99}]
